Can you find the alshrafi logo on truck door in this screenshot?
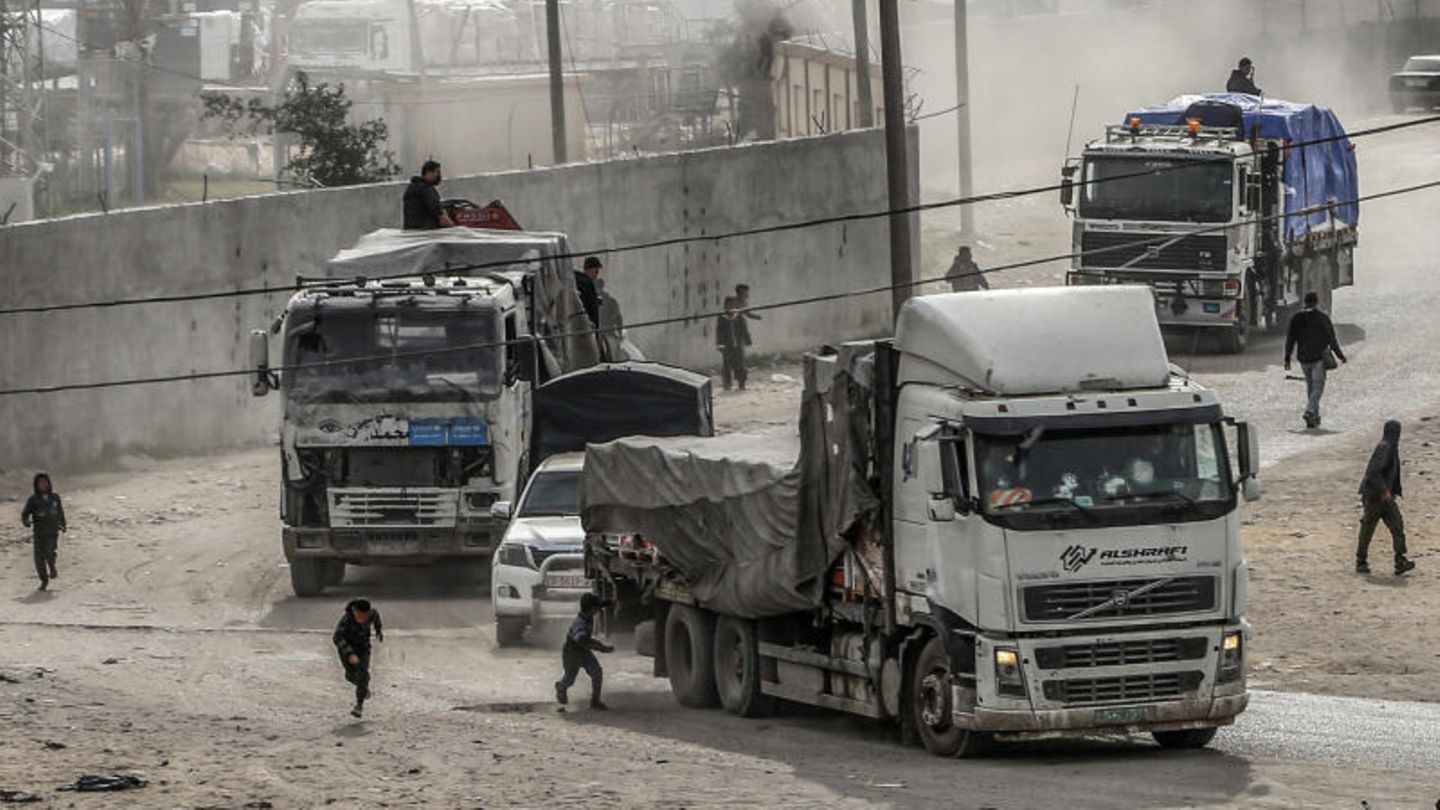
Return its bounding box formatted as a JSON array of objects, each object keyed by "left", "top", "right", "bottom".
[{"left": 1060, "top": 544, "right": 1189, "bottom": 573}]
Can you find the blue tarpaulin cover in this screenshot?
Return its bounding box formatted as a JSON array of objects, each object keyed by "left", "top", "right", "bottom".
[{"left": 1127, "top": 93, "right": 1358, "bottom": 244}]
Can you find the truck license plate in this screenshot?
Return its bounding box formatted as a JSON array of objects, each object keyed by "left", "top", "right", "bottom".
[
  {"left": 545, "top": 573, "right": 588, "bottom": 590},
  {"left": 1406, "top": 78, "right": 1429, "bottom": 88},
  {"left": 1094, "top": 706, "right": 1153, "bottom": 725}
]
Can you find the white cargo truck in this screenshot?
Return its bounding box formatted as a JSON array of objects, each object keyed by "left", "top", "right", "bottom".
[{"left": 583, "top": 286, "right": 1258, "bottom": 755}]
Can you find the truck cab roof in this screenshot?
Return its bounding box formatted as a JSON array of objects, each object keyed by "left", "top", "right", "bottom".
[{"left": 284, "top": 274, "right": 518, "bottom": 312}]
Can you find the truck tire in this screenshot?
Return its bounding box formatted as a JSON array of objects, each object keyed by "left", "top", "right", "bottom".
[
  {"left": 910, "top": 636, "right": 989, "bottom": 758},
  {"left": 1152, "top": 727, "right": 1218, "bottom": 749},
  {"left": 664, "top": 604, "right": 719, "bottom": 708},
  {"left": 324, "top": 560, "right": 346, "bottom": 587},
  {"left": 495, "top": 616, "right": 527, "bottom": 648},
  {"left": 1218, "top": 303, "right": 1248, "bottom": 354},
  {"left": 713, "top": 615, "right": 774, "bottom": 717},
  {"left": 289, "top": 558, "right": 326, "bottom": 598}
]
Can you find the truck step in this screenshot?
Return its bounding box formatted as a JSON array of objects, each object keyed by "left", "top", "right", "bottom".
[
  {"left": 758, "top": 680, "right": 885, "bottom": 719},
  {"left": 758, "top": 642, "right": 872, "bottom": 679}
]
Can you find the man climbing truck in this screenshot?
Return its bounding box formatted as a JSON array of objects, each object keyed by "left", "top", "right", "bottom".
[
  {"left": 1061, "top": 93, "right": 1358, "bottom": 353},
  {"left": 583, "top": 287, "right": 1258, "bottom": 756},
  {"left": 251, "top": 226, "right": 598, "bottom": 596}
]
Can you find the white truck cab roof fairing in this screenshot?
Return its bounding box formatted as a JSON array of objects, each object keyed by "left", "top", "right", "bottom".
[{"left": 894, "top": 287, "right": 1171, "bottom": 395}]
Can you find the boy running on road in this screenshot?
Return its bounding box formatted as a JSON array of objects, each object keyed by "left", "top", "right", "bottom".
[{"left": 333, "top": 597, "right": 384, "bottom": 718}]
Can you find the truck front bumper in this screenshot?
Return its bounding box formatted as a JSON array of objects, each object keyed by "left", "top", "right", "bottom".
[
  {"left": 1152, "top": 294, "right": 1242, "bottom": 329},
  {"left": 959, "top": 693, "right": 1248, "bottom": 741},
  {"left": 284, "top": 526, "right": 494, "bottom": 564}
]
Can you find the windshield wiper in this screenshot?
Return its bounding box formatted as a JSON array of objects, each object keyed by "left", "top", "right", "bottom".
[
  {"left": 1000, "top": 497, "right": 1096, "bottom": 519},
  {"left": 1106, "top": 489, "right": 1198, "bottom": 507},
  {"left": 430, "top": 375, "right": 477, "bottom": 404}
]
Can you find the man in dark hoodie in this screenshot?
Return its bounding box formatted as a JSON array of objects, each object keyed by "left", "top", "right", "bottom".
[
  {"left": 1357, "top": 420, "right": 1415, "bottom": 576},
  {"left": 333, "top": 597, "right": 384, "bottom": 718},
  {"left": 20, "top": 473, "right": 66, "bottom": 591},
  {"left": 1226, "top": 57, "right": 1262, "bottom": 95},
  {"left": 402, "top": 160, "right": 455, "bottom": 230},
  {"left": 1284, "top": 291, "right": 1347, "bottom": 429},
  {"left": 554, "top": 593, "right": 614, "bottom": 711}
]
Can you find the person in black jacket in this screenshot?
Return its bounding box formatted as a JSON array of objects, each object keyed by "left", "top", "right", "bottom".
[
  {"left": 1357, "top": 420, "right": 1414, "bottom": 576},
  {"left": 1226, "top": 57, "right": 1262, "bottom": 95},
  {"left": 402, "top": 160, "right": 455, "bottom": 230},
  {"left": 333, "top": 598, "right": 384, "bottom": 717},
  {"left": 1284, "top": 291, "right": 1347, "bottom": 429},
  {"left": 554, "top": 593, "right": 614, "bottom": 711},
  {"left": 715, "top": 284, "right": 761, "bottom": 391},
  {"left": 20, "top": 473, "right": 65, "bottom": 591}
]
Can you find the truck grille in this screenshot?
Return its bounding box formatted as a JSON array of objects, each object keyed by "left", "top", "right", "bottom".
[
  {"left": 1043, "top": 671, "right": 1203, "bottom": 706},
  {"left": 1081, "top": 231, "right": 1227, "bottom": 272},
  {"left": 1022, "top": 576, "right": 1217, "bottom": 622},
  {"left": 1034, "top": 637, "right": 1209, "bottom": 670},
  {"left": 329, "top": 488, "right": 458, "bottom": 528}
]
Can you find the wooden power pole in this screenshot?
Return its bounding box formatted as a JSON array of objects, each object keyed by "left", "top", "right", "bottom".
[
  {"left": 852, "top": 0, "right": 874, "bottom": 127},
  {"left": 878, "top": 0, "right": 911, "bottom": 318},
  {"left": 545, "top": 0, "right": 567, "bottom": 165}
]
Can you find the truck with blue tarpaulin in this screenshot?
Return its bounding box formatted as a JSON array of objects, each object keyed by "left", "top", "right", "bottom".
[
  {"left": 1059, "top": 93, "right": 1359, "bottom": 353},
  {"left": 248, "top": 225, "right": 601, "bottom": 596}
]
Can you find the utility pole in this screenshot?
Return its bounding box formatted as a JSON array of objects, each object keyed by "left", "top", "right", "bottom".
[
  {"left": 878, "top": 0, "right": 911, "bottom": 318},
  {"left": 544, "top": 0, "right": 567, "bottom": 165},
  {"left": 953, "top": 0, "right": 973, "bottom": 239},
  {"left": 851, "top": 0, "right": 873, "bottom": 127}
]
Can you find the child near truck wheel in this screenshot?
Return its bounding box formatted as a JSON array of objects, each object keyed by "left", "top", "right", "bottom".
[{"left": 555, "top": 593, "right": 614, "bottom": 710}]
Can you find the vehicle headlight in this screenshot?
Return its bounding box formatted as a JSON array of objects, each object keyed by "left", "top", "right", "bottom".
[
  {"left": 994, "top": 647, "right": 1026, "bottom": 697},
  {"left": 1218, "top": 632, "right": 1243, "bottom": 683},
  {"left": 497, "top": 543, "right": 534, "bottom": 570},
  {"left": 466, "top": 492, "right": 497, "bottom": 512}
]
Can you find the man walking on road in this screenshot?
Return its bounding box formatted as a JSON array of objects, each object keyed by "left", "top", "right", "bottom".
[
  {"left": 1356, "top": 420, "right": 1415, "bottom": 576},
  {"left": 945, "top": 246, "right": 989, "bottom": 293},
  {"left": 20, "top": 473, "right": 65, "bottom": 591},
  {"left": 555, "top": 593, "right": 614, "bottom": 711},
  {"left": 1284, "top": 291, "right": 1346, "bottom": 429},
  {"left": 333, "top": 598, "right": 384, "bottom": 718}
]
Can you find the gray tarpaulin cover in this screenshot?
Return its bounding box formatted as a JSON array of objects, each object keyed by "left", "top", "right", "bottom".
[{"left": 581, "top": 345, "right": 882, "bottom": 619}]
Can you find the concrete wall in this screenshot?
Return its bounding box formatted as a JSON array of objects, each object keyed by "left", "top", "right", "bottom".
[{"left": 0, "top": 127, "right": 913, "bottom": 470}]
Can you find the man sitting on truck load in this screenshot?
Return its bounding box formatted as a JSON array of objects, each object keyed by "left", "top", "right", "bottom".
[
  {"left": 1284, "top": 291, "right": 1347, "bottom": 429},
  {"left": 402, "top": 160, "right": 455, "bottom": 230},
  {"left": 555, "top": 593, "right": 614, "bottom": 711},
  {"left": 1226, "top": 57, "right": 1262, "bottom": 96}
]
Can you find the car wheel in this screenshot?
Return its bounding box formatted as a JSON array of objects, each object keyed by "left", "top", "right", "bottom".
[{"left": 495, "top": 616, "right": 527, "bottom": 647}]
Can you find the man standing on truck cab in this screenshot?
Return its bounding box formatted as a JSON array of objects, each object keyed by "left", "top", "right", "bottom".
[
  {"left": 402, "top": 160, "right": 455, "bottom": 230},
  {"left": 555, "top": 593, "right": 614, "bottom": 711},
  {"left": 1226, "top": 57, "right": 1262, "bottom": 96},
  {"left": 1357, "top": 420, "right": 1415, "bottom": 576},
  {"left": 334, "top": 598, "right": 384, "bottom": 718},
  {"left": 1284, "top": 291, "right": 1346, "bottom": 429}
]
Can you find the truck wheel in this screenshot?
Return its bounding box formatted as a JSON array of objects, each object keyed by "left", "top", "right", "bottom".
[
  {"left": 909, "top": 636, "right": 989, "bottom": 758},
  {"left": 713, "top": 615, "right": 774, "bottom": 717},
  {"left": 664, "top": 604, "right": 719, "bottom": 708},
  {"left": 324, "top": 560, "right": 346, "bottom": 587},
  {"left": 1218, "top": 296, "right": 1248, "bottom": 354},
  {"left": 289, "top": 559, "right": 326, "bottom": 598},
  {"left": 1391, "top": 96, "right": 1408, "bottom": 114},
  {"left": 1152, "top": 727, "right": 1218, "bottom": 749},
  {"left": 495, "top": 616, "right": 527, "bottom": 648}
]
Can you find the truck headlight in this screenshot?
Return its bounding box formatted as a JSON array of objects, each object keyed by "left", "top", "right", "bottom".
[
  {"left": 1218, "top": 632, "right": 1243, "bottom": 683},
  {"left": 497, "top": 543, "right": 535, "bottom": 570},
  {"left": 994, "top": 647, "right": 1026, "bottom": 697}
]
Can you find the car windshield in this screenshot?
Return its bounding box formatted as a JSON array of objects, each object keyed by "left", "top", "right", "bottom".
[
  {"left": 519, "top": 470, "right": 581, "bottom": 517},
  {"left": 283, "top": 308, "right": 502, "bottom": 405},
  {"left": 1080, "top": 156, "right": 1234, "bottom": 223},
  {"left": 976, "top": 422, "right": 1231, "bottom": 518},
  {"left": 291, "top": 18, "right": 369, "bottom": 54},
  {"left": 1403, "top": 57, "right": 1440, "bottom": 72}
]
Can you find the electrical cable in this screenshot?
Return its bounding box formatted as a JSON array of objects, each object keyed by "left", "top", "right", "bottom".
[
  {"left": 3, "top": 111, "right": 1433, "bottom": 318},
  {"left": 4, "top": 174, "right": 1438, "bottom": 397}
]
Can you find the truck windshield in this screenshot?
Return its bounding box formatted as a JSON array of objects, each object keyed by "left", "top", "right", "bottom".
[
  {"left": 975, "top": 422, "right": 1232, "bottom": 526},
  {"left": 519, "top": 470, "right": 580, "bottom": 517},
  {"left": 1080, "top": 157, "right": 1233, "bottom": 223},
  {"left": 283, "top": 308, "right": 502, "bottom": 405}
]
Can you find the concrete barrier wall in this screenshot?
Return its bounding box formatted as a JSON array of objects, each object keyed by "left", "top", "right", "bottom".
[{"left": 0, "top": 127, "right": 913, "bottom": 470}]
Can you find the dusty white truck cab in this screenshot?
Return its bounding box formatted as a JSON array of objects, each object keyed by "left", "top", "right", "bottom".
[{"left": 586, "top": 286, "right": 1258, "bottom": 755}]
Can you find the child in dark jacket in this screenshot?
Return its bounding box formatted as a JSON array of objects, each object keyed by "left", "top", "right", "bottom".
[
  {"left": 21, "top": 473, "right": 66, "bottom": 591},
  {"left": 555, "top": 593, "right": 614, "bottom": 710}
]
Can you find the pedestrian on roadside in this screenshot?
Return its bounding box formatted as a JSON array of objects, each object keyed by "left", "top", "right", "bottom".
[
  {"left": 596, "top": 277, "right": 627, "bottom": 361},
  {"left": 1284, "top": 291, "right": 1347, "bottom": 429},
  {"left": 20, "top": 473, "right": 65, "bottom": 592},
  {"left": 402, "top": 160, "right": 455, "bottom": 230},
  {"left": 333, "top": 597, "right": 384, "bottom": 718},
  {"left": 715, "top": 284, "right": 760, "bottom": 391},
  {"left": 554, "top": 593, "right": 614, "bottom": 711},
  {"left": 1226, "top": 57, "right": 1262, "bottom": 96},
  {"left": 945, "top": 245, "right": 989, "bottom": 293},
  {"left": 1356, "top": 420, "right": 1416, "bottom": 576},
  {"left": 576, "top": 256, "right": 603, "bottom": 329}
]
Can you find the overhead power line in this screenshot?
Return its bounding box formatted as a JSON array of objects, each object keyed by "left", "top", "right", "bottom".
[
  {"left": 3, "top": 175, "right": 1438, "bottom": 398},
  {"left": 3, "top": 112, "right": 1434, "bottom": 318}
]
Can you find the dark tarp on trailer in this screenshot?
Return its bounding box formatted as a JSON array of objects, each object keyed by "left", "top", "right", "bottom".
[
  {"left": 580, "top": 346, "right": 882, "bottom": 619},
  {"left": 532, "top": 362, "right": 714, "bottom": 463}
]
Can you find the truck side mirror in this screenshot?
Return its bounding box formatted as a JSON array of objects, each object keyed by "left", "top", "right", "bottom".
[
  {"left": 511, "top": 338, "right": 537, "bottom": 383},
  {"left": 1237, "top": 421, "right": 1259, "bottom": 479},
  {"left": 249, "top": 329, "right": 273, "bottom": 396},
  {"left": 1060, "top": 165, "right": 1078, "bottom": 208},
  {"left": 1246, "top": 181, "right": 1261, "bottom": 212},
  {"left": 916, "top": 439, "right": 956, "bottom": 522},
  {"left": 490, "top": 501, "right": 512, "bottom": 520},
  {"left": 1242, "top": 477, "right": 1262, "bottom": 502}
]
